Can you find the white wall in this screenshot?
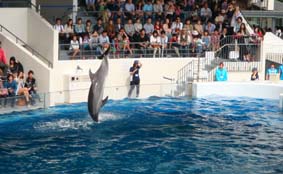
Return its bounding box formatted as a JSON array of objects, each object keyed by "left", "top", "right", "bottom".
[
  {"left": 0, "top": 33, "right": 51, "bottom": 93},
  {"left": 27, "top": 9, "right": 58, "bottom": 65},
  {"left": 0, "top": 8, "right": 28, "bottom": 42},
  {"left": 193, "top": 82, "right": 283, "bottom": 100}
]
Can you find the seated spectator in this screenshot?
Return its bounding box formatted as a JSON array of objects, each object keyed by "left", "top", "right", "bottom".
[
  {"left": 9, "top": 56, "right": 24, "bottom": 77},
  {"left": 3, "top": 73, "right": 17, "bottom": 107},
  {"left": 192, "top": 34, "right": 205, "bottom": 55},
  {"left": 215, "top": 62, "right": 228, "bottom": 81},
  {"left": 105, "top": 19, "right": 116, "bottom": 41},
  {"left": 231, "top": 5, "right": 242, "bottom": 28},
  {"left": 135, "top": 28, "right": 150, "bottom": 57},
  {"left": 205, "top": 20, "right": 216, "bottom": 35},
  {"left": 124, "top": 19, "right": 135, "bottom": 40},
  {"left": 162, "top": 18, "right": 172, "bottom": 39},
  {"left": 164, "top": 1, "right": 175, "bottom": 21},
  {"left": 54, "top": 18, "right": 65, "bottom": 42},
  {"left": 85, "top": 20, "right": 94, "bottom": 36},
  {"left": 144, "top": 17, "right": 154, "bottom": 36},
  {"left": 221, "top": 0, "right": 228, "bottom": 10},
  {"left": 115, "top": 17, "right": 124, "bottom": 33},
  {"left": 89, "top": 31, "right": 100, "bottom": 56},
  {"left": 74, "top": 18, "right": 86, "bottom": 37},
  {"left": 81, "top": 34, "right": 91, "bottom": 58},
  {"left": 200, "top": 2, "right": 212, "bottom": 23},
  {"left": 0, "top": 78, "right": 8, "bottom": 107},
  {"left": 134, "top": 18, "right": 143, "bottom": 33},
  {"left": 153, "top": 0, "right": 163, "bottom": 20},
  {"left": 154, "top": 20, "right": 162, "bottom": 35},
  {"left": 124, "top": 0, "right": 135, "bottom": 19},
  {"left": 169, "top": 34, "right": 180, "bottom": 57},
  {"left": 0, "top": 41, "right": 8, "bottom": 76},
  {"left": 64, "top": 19, "right": 74, "bottom": 42},
  {"left": 16, "top": 71, "right": 30, "bottom": 106},
  {"left": 143, "top": 0, "right": 153, "bottom": 20},
  {"left": 233, "top": 16, "right": 242, "bottom": 33},
  {"left": 25, "top": 70, "right": 38, "bottom": 104},
  {"left": 194, "top": 19, "right": 204, "bottom": 35},
  {"left": 135, "top": 0, "right": 144, "bottom": 19},
  {"left": 191, "top": 4, "right": 200, "bottom": 22},
  {"left": 183, "top": 19, "right": 193, "bottom": 34},
  {"left": 122, "top": 34, "right": 133, "bottom": 56},
  {"left": 85, "top": 0, "right": 95, "bottom": 11},
  {"left": 160, "top": 30, "right": 168, "bottom": 57},
  {"left": 93, "top": 18, "right": 104, "bottom": 35},
  {"left": 69, "top": 35, "right": 80, "bottom": 59},
  {"left": 202, "top": 30, "right": 211, "bottom": 51},
  {"left": 266, "top": 64, "right": 278, "bottom": 80},
  {"left": 99, "top": 30, "right": 110, "bottom": 53},
  {"left": 171, "top": 16, "right": 183, "bottom": 35},
  {"left": 178, "top": 29, "right": 191, "bottom": 57},
  {"left": 150, "top": 30, "right": 161, "bottom": 58},
  {"left": 251, "top": 67, "right": 259, "bottom": 81},
  {"left": 211, "top": 29, "right": 220, "bottom": 51}
]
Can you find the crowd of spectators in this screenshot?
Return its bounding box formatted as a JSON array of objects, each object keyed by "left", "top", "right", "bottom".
[
  {"left": 54, "top": 0, "right": 264, "bottom": 59},
  {"left": 0, "top": 44, "right": 38, "bottom": 108}
]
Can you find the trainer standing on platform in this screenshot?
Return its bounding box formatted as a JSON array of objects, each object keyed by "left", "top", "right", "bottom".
[{"left": 128, "top": 60, "right": 142, "bottom": 98}]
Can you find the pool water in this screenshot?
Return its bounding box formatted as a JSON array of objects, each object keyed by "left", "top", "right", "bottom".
[{"left": 0, "top": 96, "right": 283, "bottom": 174}]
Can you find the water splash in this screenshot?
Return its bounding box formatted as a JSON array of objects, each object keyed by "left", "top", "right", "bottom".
[{"left": 33, "top": 119, "right": 94, "bottom": 131}]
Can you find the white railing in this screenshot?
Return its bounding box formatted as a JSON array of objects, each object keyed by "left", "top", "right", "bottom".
[{"left": 266, "top": 53, "right": 283, "bottom": 64}]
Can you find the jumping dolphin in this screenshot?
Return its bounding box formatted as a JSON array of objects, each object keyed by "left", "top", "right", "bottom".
[{"left": 88, "top": 47, "right": 110, "bottom": 122}]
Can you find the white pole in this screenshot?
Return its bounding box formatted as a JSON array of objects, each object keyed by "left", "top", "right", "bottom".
[{"left": 73, "top": 0, "right": 78, "bottom": 22}]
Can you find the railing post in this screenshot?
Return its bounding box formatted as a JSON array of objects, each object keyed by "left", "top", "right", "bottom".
[{"left": 197, "top": 56, "right": 200, "bottom": 82}]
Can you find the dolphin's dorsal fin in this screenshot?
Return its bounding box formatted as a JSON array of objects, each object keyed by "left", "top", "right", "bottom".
[{"left": 101, "top": 96, "right": 109, "bottom": 107}]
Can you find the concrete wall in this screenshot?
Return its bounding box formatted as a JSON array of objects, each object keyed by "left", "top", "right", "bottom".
[
  {"left": 0, "top": 8, "right": 28, "bottom": 42},
  {"left": 192, "top": 82, "right": 283, "bottom": 100},
  {"left": 27, "top": 9, "right": 58, "bottom": 65},
  {"left": 0, "top": 33, "right": 51, "bottom": 93}
]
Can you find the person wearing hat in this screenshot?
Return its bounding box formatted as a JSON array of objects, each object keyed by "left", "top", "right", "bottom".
[
  {"left": 128, "top": 60, "right": 142, "bottom": 98},
  {"left": 251, "top": 67, "right": 259, "bottom": 81}
]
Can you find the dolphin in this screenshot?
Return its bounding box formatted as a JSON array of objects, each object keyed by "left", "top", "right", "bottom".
[{"left": 88, "top": 47, "right": 110, "bottom": 122}]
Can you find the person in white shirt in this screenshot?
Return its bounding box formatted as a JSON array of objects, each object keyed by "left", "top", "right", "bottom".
[
  {"left": 160, "top": 30, "right": 168, "bottom": 57},
  {"left": 99, "top": 31, "right": 110, "bottom": 54},
  {"left": 171, "top": 17, "right": 183, "bottom": 34},
  {"left": 150, "top": 31, "right": 161, "bottom": 58},
  {"left": 134, "top": 18, "right": 143, "bottom": 33},
  {"left": 69, "top": 35, "right": 80, "bottom": 59},
  {"left": 200, "top": 2, "right": 212, "bottom": 23},
  {"left": 54, "top": 18, "right": 65, "bottom": 42}
]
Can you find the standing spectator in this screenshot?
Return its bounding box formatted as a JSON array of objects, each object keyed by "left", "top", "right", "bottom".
[
  {"left": 231, "top": 5, "right": 242, "bottom": 28},
  {"left": 160, "top": 30, "right": 168, "bottom": 57},
  {"left": 0, "top": 41, "right": 8, "bottom": 74},
  {"left": 150, "top": 31, "right": 161, "bottom": 58},
  {"left": 4, "top": 73, "right": 17, "bottom": 107},
  {"left": 124, "top": 19, "right": 135, "bottom": 40},
  {"left": 144, "top": 17, "right": 154, "bottom": 36},
  {"left": 69, "top": 35, "right": 80, "bottom": 59},
  {"left": 74, "top": 18, "right": 86, "bottom": 37},
  {"left": 134, "top": 18, "right": 143, "bottom": 33},
  {"left": 220, "top": 27, "right": 229, "bottom": 58},
  {"left": 251, "top": 67, "right": 259, "bottom": 81},
  {"left": 124, "top": 0, "right": 135, "bottom": 19},
  {"left": 215, "top": 62, "right": 228, "bottom": 81},
  {"left": 233, "top": 16, "right": 242, "bottom": 33},
  {"left": 128, "top": 60, "right": 142, "bottom": 98},
  {"left": 54, "top": 18, "right": 65, "bottom": 42},
  {"left": 211, "top": 29, "right": 220, "bottom": 51},
  {"left": 143, "top": 0, "right": 153, "bottom": 21},
  {"left": 64, "top": 19, "right": 74, "bottom": 42},
  {"left": 153, "top": 0, "right": 163, "bottom": 21},
  {"left": 266, "top": 64, "right": 278, "bottom": 80},
  {"left": 200, "top": 2, "right": 212, "bottom": 23}
]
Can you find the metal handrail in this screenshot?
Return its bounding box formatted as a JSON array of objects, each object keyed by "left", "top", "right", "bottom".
[{"left": 0, "top": 24, "right": 53, "bottom": 68}]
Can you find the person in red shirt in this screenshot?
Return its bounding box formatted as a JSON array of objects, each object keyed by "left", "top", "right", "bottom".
[{"left": 0, "top": 41, "right": 8, "bottom": 76}]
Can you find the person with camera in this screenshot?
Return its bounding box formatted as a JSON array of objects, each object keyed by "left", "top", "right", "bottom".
[{"left": 128, "top": 60, "right": 142, "bottom": 98}]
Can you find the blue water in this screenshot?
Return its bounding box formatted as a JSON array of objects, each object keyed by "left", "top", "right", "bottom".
[{"left": 0, "top": 96, "right": 283, "bottom": 174}]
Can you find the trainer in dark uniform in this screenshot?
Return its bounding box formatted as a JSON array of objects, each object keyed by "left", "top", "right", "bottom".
[{"left": 128, "top": 60, "right": 142, "bottom": 98}]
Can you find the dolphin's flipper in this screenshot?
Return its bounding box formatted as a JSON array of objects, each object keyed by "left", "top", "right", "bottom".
[{"left": 101, "top": 96, "right": 109, "bottom": 107}]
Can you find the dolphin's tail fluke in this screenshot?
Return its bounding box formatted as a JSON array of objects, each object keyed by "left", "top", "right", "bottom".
[{"left": 97, "top": 47, "right": 111, "bottom": 60}]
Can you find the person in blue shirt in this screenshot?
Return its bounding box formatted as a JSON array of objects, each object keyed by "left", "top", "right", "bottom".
[
  {"left": 3, "top": 73, "right": 17, "bottom": 107},
  {"left": 128, "top": 60, "right": 142, "bottom": 98},
  {"left": 266, "top": 64, "right": 278, "bottom": 80},
  {"left": 215, "top": 62, "right": 228, "bottom": 81},
  {"left": 279, "top": 63, "right": 283, "bottom": 80}
]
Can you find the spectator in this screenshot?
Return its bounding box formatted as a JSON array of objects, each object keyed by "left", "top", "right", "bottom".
[
  {"left": 211, "top": 29, "right": 220, "bottom": 51},
  {"left": 205, "top": 20, "right": 216, "bottom": 35},
  {"left": 192, "top": 34, "right": 204, "bottom": 54},
  {"left": 154, "top": 20, "right": 162, "bottom": 35},
  {"left": 164, "top": 1, "right": 175, "bottom": 21},
  {"left": 135, "top": 28, "right": 150, "bottom": 57},
  {"left": 89, "top": 31, "right": 100, "bottom": 56},
  {"left": 162, "top": 18, "right": 172, "bottom": 39},
  {"left": 215, "top": 62, "right": 228, "bottom": 81},
  {"left": 93, "top": 18, "right": 104, "bottom": 34},
  {"left": 0, "top": 41, "right": 8, "bottom": 75},
  {"left": 202, "top": 30, "right": 211, "bottom": 51},
  {"left": 169, "top": 34, "right": 180, "bottom": 57},
  {"left": 64, "top": 19, "right": 74, "bottom": 42},
  {"left": 9, "top": 57, "right": 24, "bottom": 77},
  {"left": 160, "top": 30, "right": 168, "bottom": 57},
  {"left": 231, "top": 5, "right": 242, "bottom": 28},
  {"left": 194, "top": 19, "right": 204, "bottom": 35},
  {"left": 124, "top": 0, "right": 135, "bottom": 19},
  {"left": 115, "top": 17, "right": 124, "bottom": 33},
  {"left": 233, "top": 16, "right": 242, "bottom": 33},
  {"left": 99, "top": 30, "right": 110, "bottom": 53},
  {"left": 134, "top": 18, "right": 143, "bottom": 33},
  {"left": 0, "top": 78, "right": 8, "bottom": 107},
  {"left": 183, "top": 19, "right": 193, "bottom": 34},
  {"left": 251, "top": 67, "right": 259, "bottom": 81},
  {"left": 266, "top": 64, "right": 278, "bottom": 80},
  {"left": 25, "top": 70, "right": 38, "bottom": 105},
  {"left": 74, "top": 18, "right": 86, "bottom": 37},
  {"left": 221, "top": 0, "right": 228, "bottom": 10},
  {"left": 143, "top": 0, "right": 153, "bottom": 20},
  {"left": 124, "top": 19, "right": 135, "bottom": 40},
  {"left": 128, "top": 60, "right": 142, "bottom": 98},
  {"left": 178, "top": 29, "right": 191, "bottom": 57},
  {"left": 105, "top": 19, "right": 116, "bottom": 41},
  {"left": 122, "top": 34, "right": 133, "bottom": 56},
  {"left": 153, "top": 0, "right": 163, "bottom": 21},
  {"left": 85, "top": 20, "right": 94, "bottom": 36},
  {"left": 200, "top": 2, "right": 212, "bottom": 23},
  {"left": 226, "top": 3, "right": 234, "bottom": 25},
  {"left": 220, "top": 27, "right": 229, "bottom": 58},
  {"left": 54, "top": 18, "right": 65, "bottom": 42},
  {"left": 144, "top": 17, "right": 154, "bottom": 36},
  {"left": 135, "top": 0, "right": 144, "bottom": 19},
  {"left": 150, "top": 30, "right": 161, "bottom": 58},
  {"left": 16, "top": 71, "right": 31, "bottom": 106},
  {"left": 171, "top": 16, "right": 183, "bottom": 35},
  {"left": 4, "top": 73, "right": 17, "bottom": 107},
  {"left": 85, "top": 0, "right": 95, "bottom": 11},
  {"left": 69, "top": 35, "right": 80, "bottom": 59},
  {"left": 81, "top": 34, "right": 91, "bottom": 58}
]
